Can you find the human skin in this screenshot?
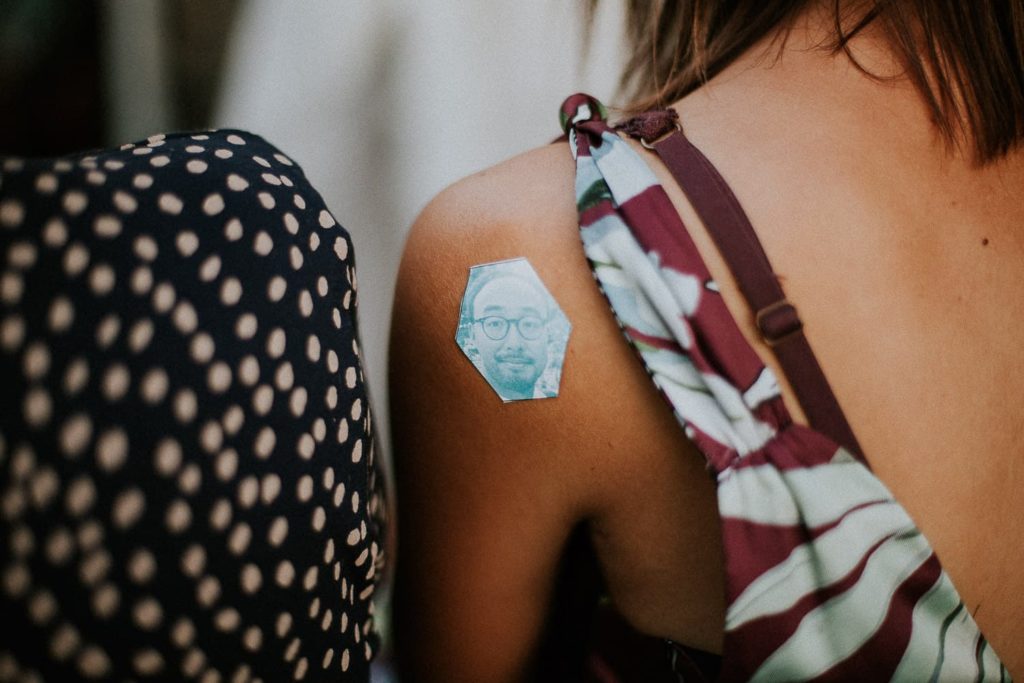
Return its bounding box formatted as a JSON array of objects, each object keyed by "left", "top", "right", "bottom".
[
  {"left": 390, "top": 4, "right": 1024, "bottom": 680},
  {"left": 470, "top": 275, "right": 550, "bottom": 400}
]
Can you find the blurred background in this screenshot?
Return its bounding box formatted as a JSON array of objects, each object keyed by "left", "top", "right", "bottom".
[{"left": 1, "top": 1, "right": 625, "bottom": 676}]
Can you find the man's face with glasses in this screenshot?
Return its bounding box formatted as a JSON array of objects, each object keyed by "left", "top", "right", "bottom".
[{"left": 471, "top": 275, "right": 550, "bottom": 400}]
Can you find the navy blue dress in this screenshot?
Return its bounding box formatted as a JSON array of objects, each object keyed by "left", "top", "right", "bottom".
[{"left": 0, "top": 131, "right": 386, "bottom": 681}]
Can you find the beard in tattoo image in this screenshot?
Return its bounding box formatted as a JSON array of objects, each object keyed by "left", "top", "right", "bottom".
[{"left": 471, "top": 274, "right": 550, "bottom": 400}]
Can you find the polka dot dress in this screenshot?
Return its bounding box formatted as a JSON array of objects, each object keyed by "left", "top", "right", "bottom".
[{"left": 0, "top": 131, "right": 386, "bottom": 681}]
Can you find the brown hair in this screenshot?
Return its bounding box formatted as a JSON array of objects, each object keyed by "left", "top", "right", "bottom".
[{"left": 593, "top": 1, "right": 1024, "bottom": 163}]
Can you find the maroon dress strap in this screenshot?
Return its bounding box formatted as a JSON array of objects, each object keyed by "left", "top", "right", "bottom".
[{"left": 619, "top": 111, "right": 863, "bottom": 458}]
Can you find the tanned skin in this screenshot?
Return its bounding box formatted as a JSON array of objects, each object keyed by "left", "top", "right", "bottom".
[{"left": 390, "top": 6, "right": 1024, "bottom": 681}]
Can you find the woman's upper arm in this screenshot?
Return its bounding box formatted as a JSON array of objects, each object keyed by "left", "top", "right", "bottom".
[{"left": 388, "top": 144, "right": 617, "bottom": 681}]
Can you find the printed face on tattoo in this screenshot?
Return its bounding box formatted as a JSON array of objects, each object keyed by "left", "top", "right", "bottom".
[
  {"left": 471, "top": 275, "right": 550, "bottom": 400},
  {"left": 455, "top": 258, "right": 571, "bottom": 403}
]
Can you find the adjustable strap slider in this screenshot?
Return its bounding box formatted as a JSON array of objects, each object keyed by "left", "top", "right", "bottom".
[{"left": 755, "top": 299, "right": 803, "bottom": 347}]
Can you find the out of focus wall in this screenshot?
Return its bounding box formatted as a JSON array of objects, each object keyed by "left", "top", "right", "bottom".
[{"left": 214, "top": 1, "right": 626, "bottom": 465}]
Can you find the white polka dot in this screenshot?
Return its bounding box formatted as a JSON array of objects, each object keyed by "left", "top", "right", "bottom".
[
  {"left": 254, "top": 427, "right": 276, "bottom": 459},
  {"left": 293, "top": 194, "right": 306, "bottom": 209},
  {"left": 290, "top": 246, "right": 304, "bottom": 269},
  {"left": 28, "top": 589, "right": 57, "bottom": 624},
  {"left": 8, "top": 240, "right": 37, "bottom": 268},
  {"left": 345, "top": 366, "right": 358, "bottom": 389},
  {"left": 306, "top": 335, "right": 321, "bottom": 362},
  {"left": 65, "top": 479, "right": 95, "bottom": 516},
  {"left": 86, "top": 169, "right": 107, "bottom": 185},
  {"left": 95, "top": 314, "right": 120, "bottom": 348},
  {"left": 283, "top": 213, "right": 299, "bottom": 234},
  {"left": 254, "top": 231, "right": 273, "bottom": 255},
  {"left": 128, "top": 548, "right": 157, "bottom": 584},
  {"left": 122, "top": 320, "right": 151, "bottom": 355},
  {"left": 130, "top": 266, "right": 153, "bottom": 295},
  {"left": 215, "top": 608, "right": 240, "bottom": 632},
  {"left": 333, "top": 483, "right": 346, "bottom": 508},
  {"left": 295, "top": 657, "right": 309, "bottom": 680},
  {"left": 150, "top": 155, "right": 170, "bottom": 168},
  {"left": 133, "top": 173, "right": 154, "bottom": 189},
  {"left": 207, "top": 362, "right": 232, "bottom": 393},
  {"left": 169, "top": 389, "right": 196, "bottom": 425},
  {"left": 35, "top": 172, "right": 59, "bottom": 193},
  {"left": 215, "top": 448, "right": 238, "bottom": 481},
  {"left": 228, "top": 522, "right": 252, "bottom": 554},
  {"left": 243, "top": 626, "right": 263, "bottom": 652},
  {"left": 333, "top": 237, "right": 350, "bottom": 263},
  {"left": 297, "top": 433, "right": 314, "bottom": 460},
  {"left": 113, "top": 488, "right": 146, "bottom": 529},
  {"left": 155, "top": 438, "right": 183, "bottom": 476},
  {"left": 317, "top": 276, "right": 329, "bottom": 297},
  {"left": 237, "top": 477, "right": 259, "bottom": 509},
  {"left": 275, "top": 362, "right": 294, "bottom": 391},
  {"left": 24, "top": 388, "right": 52, "bottom": 427},
  {"left": 22, "top": 344, "right": 49, "bottom": 382},
  {"left": 226, "top": 173, "right": 249, "bottom": 191},
  {"left": 158, "top": 193, "right": 183, "bottom": 215},
  {"left": 186, "top": 159, "right": 208, "bottom": 174},
  {"left": 96, "top": 428, "right": 129, "bottom": 471},
  {"left": 172, "top": 301, "right": 198, "bottom": 334},
  {"left": 341, "top": 649, "right": 350, "bottom": 672},
  {"left": 351, "top": 398, "right": 363, "bottom": 421},
  {"left": 200, "top": 420, "right": 223, "bottom": 453},
  {"left": 133, "top": 234, "right": 158, "bottom": 261},
  {"left": 222, "top": 404, "right": 244, "bottom": 434},
  {"left": 166, "top": 499, "right": 192, "bottom": 533},
  {"left": 220, "top": 277, "right": 242, "bottom": 306},
  {"left": 260, "top": 172, "right": 281, "bottom": 186},
  {"left": 139, "top": 367, "right": 169, "bottom": 404},
  {"left": 268, "top": 517, "right": 288, "bottom": 547},
  {"left": 202, "top": 193, "right": 225, "bottom": 215},
  {"left": 181, "top": 545, "right": 206, "bottom": 578},
  {"left": 133, "top": 648, "right": 164, "bottom": 674},
  {"left": 227, "top": 134, "right": 246, "bottom": 145},
  {"left": 298, "top": 290, "right": 313, "bottom": 317},
  {"left": 50, "top": 623, "right": 81, "bottom": 659},
  {"left": 152, "top": 282, "right": 176, "bottom": 313},
  {"left": 290, "top": 387, "right": 308, "bottom": 417},
  {"left": 100, "top": 363, "right": 130, "bottom": 401},
  {"left": 133, "top": 597, "right": 163, "bottom": 630},
  {"left": 258, "top": 192, "right": 276, "bottom": 209},
  {"left": 238, "top": 355, "right": 260, "bottom": 385},
  {"left": 178, "top": 464, "right": 201, "bottom": 496},
  {"left": 268, "top": 275, "right": 287, "bottom": 302},
  {"left": 60, "top": 414, "right": 93, "bottom": 458},
  {"left": 275, "top": 561, "right": 295, "bottom": 587},
  {"left": 1, "top": 272, "right": 22, "bottom": 304},
  {"left": 311, "top": 507, "right": 326, "bottom": 532},
  {"left": 176, "top": 230, "right": 199, "bottom": 256},
  {"left": 199, "top": 255, "right": 221, "bottom": 281},
  {"left": 267, "top": 328, "right": 286, "bottom": 357},
  {"left": 43, "top": 218, "right": 68, "bottom": 246},
  {"left": 190, "top": 333, "right": 215, "bottom": 363},
  {"left": 184, "top": 144, "right": 204, "bottom": 153},
  {"left": 48, "top": 296, "right": 75, "bottom": 332},
  {"left": 224, "top": 217, "right": 243, "bottom": 241},
  {"left": 77, "top": 646, "right": 112, "bottom": 677},
  {"left": 297, "top": 475, "right": 314, "bottom": 502},
  {"left": 274, "top": 153, "right": 294, "bottom": 166},
  {"left": 215, "top": 148, "right": 233, "bottom": 159},
  {"left": 253, "top": 384, "right": 274, "bottom": 415},
  {"left": 318, "top": 210, "right": 336, "bottom": 228},
  {"left": 281, "top": 174, "right": 294, "bottom": 187},
  {"left": 334, "top": 308, "right": 343, "bottom": 327},
  {"left": 133, "top": 147, "right": 153, "bottom": 156},
  {"left": 89, "top": 264, "right": 116, "bottom": 295},
  {"left": 261, "top": 474, "right": 282, "bottom": 504},
  {"left": 172, "top": 617, "right": 196, "bottom": 647},
  {"left": 1, "top": 315, "right": 25, "bottom": 352},
  {"left": 63, "top": 242, "right": 89, "bottom": 278},
  {"left": 336, "top": 418, "right": 348, "bottom": 443},
  {"left": 111, "top": 190, "right": 137, "bottom": 214},
  {"left": 92, "top": 583, "right": 120, "bottom": 619},
  {"left": 62, "top": 191, "right": 88, "bottom": 216},
  {"left": 28, "top": 467, "right": 59, "bottom": 508},
  {"left": 235, "top": 313, "right": 257, "bottom": 339},
  {"left": 189, "top": 577, "right": 220, "bottom": 617},
  {"left": 209, "top": 499, "right": 232, "bottom": 531}
]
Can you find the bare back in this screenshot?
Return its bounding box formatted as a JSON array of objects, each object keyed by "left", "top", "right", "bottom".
[{"left": 390, "top": 11, "right": 1024, "bottom": 680}]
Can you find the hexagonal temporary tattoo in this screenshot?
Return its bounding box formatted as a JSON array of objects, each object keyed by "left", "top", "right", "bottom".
[{"left": 455, "top": 258, "right": 571, "bottom": 402}]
